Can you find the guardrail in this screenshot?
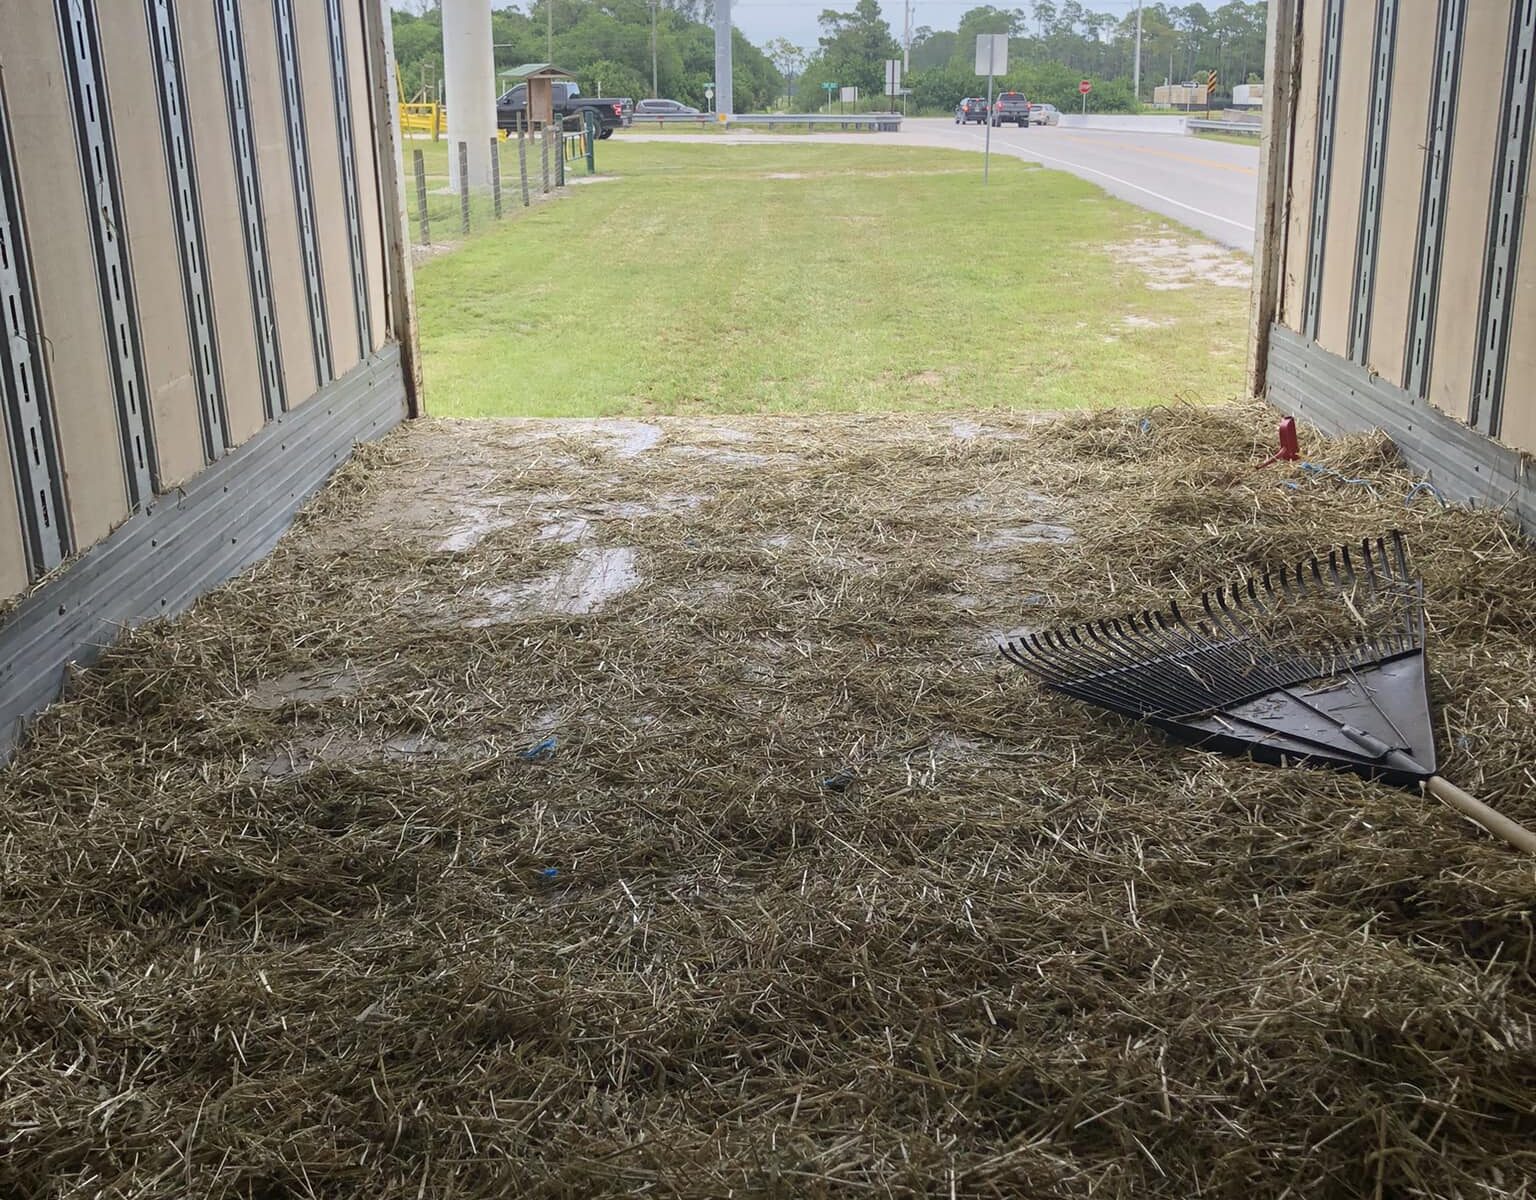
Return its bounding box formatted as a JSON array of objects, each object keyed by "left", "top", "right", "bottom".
[
  {"left": 625, "top": 112, "right": 903, "bottom": 132},
  {"left": 1186, "top": 118, "right": 1261, "bottom": 136}
]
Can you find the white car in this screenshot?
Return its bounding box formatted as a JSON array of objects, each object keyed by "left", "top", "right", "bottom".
[{"left": 1030, "top": 103, "right": 1061, "bottom": 126}]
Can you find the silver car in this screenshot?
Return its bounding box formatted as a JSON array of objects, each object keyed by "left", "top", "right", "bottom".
[
  {"left": 1030, "top": 102, "right": 1060, "bottom": 126},
  {"left": 634, "top": 98, "right": 700, "bottom": 115}
]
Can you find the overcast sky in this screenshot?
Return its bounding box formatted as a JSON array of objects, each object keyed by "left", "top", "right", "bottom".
[{"left": 729, "top": 0, "right": 1151, "bottom": 56}]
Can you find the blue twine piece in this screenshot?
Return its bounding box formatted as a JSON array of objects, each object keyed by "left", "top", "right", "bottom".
[
  {"left": 822, "top": 770, "right": 856, "bottom": 793},
  {"left": 520, "top": 736, "right": 558, "bottom": 762},
  {"left": 1404, "top": 481, "right": 1448, "bottom": 507},
  {"left": 1296, "top": 462, "right": 1379, "bottom": 497},
  {"left": 539, "top": 867, "right": 560, "bottom": 879},
  {"left": 1138, "top": 417, "right": 1153, "bottom": 436}
]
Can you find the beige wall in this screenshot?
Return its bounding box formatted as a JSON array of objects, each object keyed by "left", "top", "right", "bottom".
[
  {"left": 1273, "top": 0, "right": 1533, "bottom": 460},
  {"left": 1312, "top": 0, "right": 1374, "bottom": 357},
  {"left": 343, "top": 0, "right": 389, "bottom": 353},
  {"left": 1, "top": 3, "right": 131, "bottom": 551},
  {"left": 176, "top": 2, "right": 269, "bottom": 449},
  {"left": 97, "top": 1, "right": 207, "bottom": 489},
  {"left": 1279, "top": 0, "right": 1326, "bottom": 330},
  {"left": 1500, "top": 132, "right": 1536, "bottom": 454},
  {"left": 0, "top": 0, "right": 402, "bottom": 607},
  {"left": 1364, "top": 9, "right": 1437, "bottom": 388}
]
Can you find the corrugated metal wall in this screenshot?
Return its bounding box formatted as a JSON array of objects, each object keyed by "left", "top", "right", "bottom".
[
  {"left": 0, "top": 0, "right": 406, "bottom": 608},
  {"left": 1259, "top": 0, "right": 1536, "bottom": 470}
]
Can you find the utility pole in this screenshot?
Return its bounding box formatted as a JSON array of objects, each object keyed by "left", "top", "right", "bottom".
[
  {"left": 546, "top": 0, "right": 553, "bottom": 62},
  {"left": 648, "top": 0, "right": 659, "bottom": 98},
  {"left": 714, "top": 0, "right": 733, "bottom": 118},
  {"left": 903, "top": 0, "right": 912, "bottom": 73},
  {"left": 1133, "top": 0, "right": 1143, "bottom": 103}
]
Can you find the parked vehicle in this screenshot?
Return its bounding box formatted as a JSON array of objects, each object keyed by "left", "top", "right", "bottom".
[
  {"left": 955, "top": 97, "right": 989, "bottom": 124},
  {"left": 991, "top": 92, "right": 1031, "bottom": 127},
  {"left": 634, "top": 98, "right": 700, "bottom": 115},
  {"left": 1030, "top": 102, "right": 1061, "bottom": 126},
  {"left": 496, "top": 81, "right": 632, "bottom": 138}
]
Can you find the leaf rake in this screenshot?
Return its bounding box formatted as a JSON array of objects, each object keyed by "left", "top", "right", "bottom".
[{"left": 999, "top": 531, "right": 1536, "bottom": 853}]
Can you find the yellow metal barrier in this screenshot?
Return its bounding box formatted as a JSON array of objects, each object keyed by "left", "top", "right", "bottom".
[{"left": 398, "top": 103, "right": 444, "bottom": 138}]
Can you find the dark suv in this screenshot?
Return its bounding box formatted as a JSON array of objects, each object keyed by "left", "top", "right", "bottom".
[
  {"left": 955, "top": 97, "right": 989, "bottom": 125},
  {"left": 991, "top": 92, "right": 1031, "bottom": 127}
]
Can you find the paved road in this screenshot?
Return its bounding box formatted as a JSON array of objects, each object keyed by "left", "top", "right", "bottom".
[
  {"left": 623, "top": 119, "right": 1260, "bottom": 251},
  {"left": 901, "top": 118, "right": 1259, "bottom": 251}
]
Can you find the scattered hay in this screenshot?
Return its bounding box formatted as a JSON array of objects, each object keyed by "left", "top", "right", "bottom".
[{"left": 2, "top": 404, "right": 1534, "bottom": 1198}]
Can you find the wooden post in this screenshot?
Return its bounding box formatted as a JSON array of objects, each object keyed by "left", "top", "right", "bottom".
[
  {"left": 1247, "top": 0, "right": 1301, "bottom": 400},
  {"left": 362, "top": 0, "right": 422, "bottom": 415},
  {"left": 518, "top": 115, "right": 530, "bottom": 206},
  {"left": 540, "top": 126, "right": 550, "bottom": 193}
]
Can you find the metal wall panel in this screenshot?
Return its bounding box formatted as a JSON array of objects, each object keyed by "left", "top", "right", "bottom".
[
  {"left": 343, "top": 0, "right": 388, "bottom": 352},
  {"left": 1365, "top": 7, "right": 1437, "bottom": 388},
  {"left": 1279, "top": 0, "right": 1326, "bottom": 330},
  {"left": 1429, "top": 0, "right": 1513, "bottom": 423},
  {"left": 0, "top": 3, "right": 130, "bottom": 550},
  {"left": 1313, "top": 0, "right": 1374, "bottom": 356},
  {"left": 175, "top": 2, "right": 267, "bottom": 446},
  {"left": 1500, "top": 133, "right": 1536, "bottom": 453},
  {"left": 294, "top": 0, "right": 362, "bottom": 381},
  {"left": 96, "top": 0, "right": 206, "bottom": 490},
  {"left": 236, "top": 0, "right": 319, "bottom": 406}
]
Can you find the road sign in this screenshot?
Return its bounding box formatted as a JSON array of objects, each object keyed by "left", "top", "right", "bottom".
[
  {"left": 822, "top": 82, "right": 835, "bottom": 91},
  {"left": 1079, "top": 79, "right": 1091, "bottom": 95},
  {"left": 840, "top": 86, "right": 858, "bottom": 103},
  {"left": 705, "top": 86, "right": 714, "bottom": 100},
  {"left": 884, "top": 59, "right": 902, "bottom": 97},
  {"left": 974, "top": 33, "right": 1007, "bottom": 77},
  {"left": 1207, "top": 69, "right": 1219, "bottom": 90}
]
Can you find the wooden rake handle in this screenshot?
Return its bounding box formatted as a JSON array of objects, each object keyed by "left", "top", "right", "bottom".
[{"left": 1424, "top": 776, "right": 1536, "bottom": 854}]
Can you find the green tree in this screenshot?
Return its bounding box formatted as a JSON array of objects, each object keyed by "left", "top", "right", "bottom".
[{"left": 813, "top": 0, "right": 899, "bottom": 98}]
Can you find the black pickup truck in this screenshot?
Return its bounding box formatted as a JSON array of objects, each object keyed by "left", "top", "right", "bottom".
[
  {"left": 990, "top": 91, "right": 1032, "bottom": 127},
  {"left": 496, "top": 81, "right": 632, "bottom": 138}
]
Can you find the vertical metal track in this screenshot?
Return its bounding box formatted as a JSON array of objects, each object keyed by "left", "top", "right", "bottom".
[
  {"left": 147, "top": 0, "right": 227, "bottom": 460},
  {"left": 458, "top": 141, "right": 470, "bottom": 235},
  {"left": 1470, "top": 0, "right": 1536, "bottom": 437},
  {"left": 216, "top": 0, "right": 284, "bottom": 418},
  {"left": 324, "top": 0, "right": 369, "bottom": 362},
  {"left": 0, "top": 79, "right": 70, "bottom": 575},
  {"left": 1350, "top": 0, "right": 1396, "bottom": 364},
  {"left": 273, "top": 0, "right": 331, "bottom": 385},
  {"left": 1406, "top": 0, "right": 1465, "bottom": 396},
  {"left": 1302, "top": 0, "right": 1342, "bottom": 342},
  {"left": 55, "top": 0, "right": 156, "bottom": 506}
]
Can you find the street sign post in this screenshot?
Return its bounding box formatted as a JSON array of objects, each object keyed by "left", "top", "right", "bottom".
[
  {"left": 975, "top": 34, "right": 1007, "bottom": 185},
  {"left": 821, "top": 80, "right": 835, "bottom": 113},
  {"left": 884, "top": 59, "right": 902, "bottom": 97},
  {"left": 1079, "top": 77, "right": 1091, "bottom": 115}
]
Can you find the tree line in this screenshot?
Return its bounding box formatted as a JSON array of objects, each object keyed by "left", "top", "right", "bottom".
[
  {"left": 788, "top": 0, "right": 1265, "bottom": 115},
  {"left": 390, "top": 1, "right": 782, "bottom": 112},
  {"left": 388, "top": 0, "right": 1265, "bottom": 118}
]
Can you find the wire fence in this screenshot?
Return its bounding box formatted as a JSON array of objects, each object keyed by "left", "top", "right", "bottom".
[{"left": 403, "top": 119, "right": 595, "bottom": 249}]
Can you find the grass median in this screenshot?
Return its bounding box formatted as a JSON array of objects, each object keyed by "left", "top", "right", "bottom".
[{"left": 414, "top": 140, "right": 1250, "bottom": 418}]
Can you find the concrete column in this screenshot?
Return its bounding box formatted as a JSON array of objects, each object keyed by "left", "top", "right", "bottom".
[
  {"left": 714, "top": 0, "right": 733, "bottom": 118},
  {"left": 442, "top": 0, "right": 495, "bottom": 191}
]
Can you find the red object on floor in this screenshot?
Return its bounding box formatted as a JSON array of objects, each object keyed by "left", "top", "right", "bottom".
[{"left": 1257, "top": 415, "right": 1301, "bottom": 469}]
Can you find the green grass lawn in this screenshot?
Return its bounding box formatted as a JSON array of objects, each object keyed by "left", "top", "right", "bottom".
[
  {"left": 414, "top": 140, "right": 1249, "bottom": 418},
  {"left": 1193, "top": 128, "right": 1263, "bottom": 146}
]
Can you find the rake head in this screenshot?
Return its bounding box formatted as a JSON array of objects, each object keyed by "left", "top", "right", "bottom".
[{"left": 1000, "top": 532, "right": 1438, "bottom": 787}]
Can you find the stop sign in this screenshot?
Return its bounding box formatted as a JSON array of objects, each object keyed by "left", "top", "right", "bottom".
[{"left": 1079, "top": 79, "right": 1092, "bottom": 95}]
